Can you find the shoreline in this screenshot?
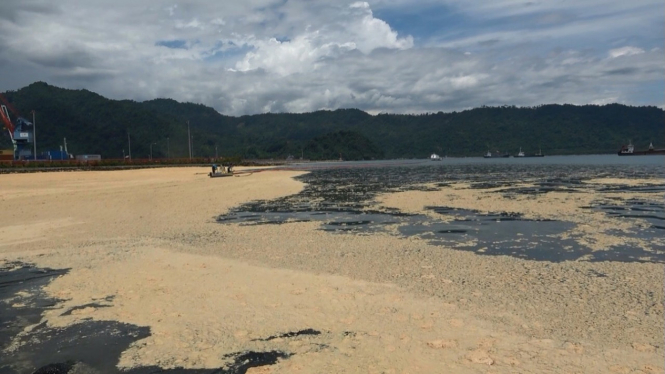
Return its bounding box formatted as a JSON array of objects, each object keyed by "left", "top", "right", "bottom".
[{"left": 1, "top": 167, "right": 662, "bottom": 373}]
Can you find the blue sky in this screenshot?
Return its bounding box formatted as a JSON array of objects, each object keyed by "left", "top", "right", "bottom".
[{"left": 0, "top": 0, "right": 662, "bottom": 115}]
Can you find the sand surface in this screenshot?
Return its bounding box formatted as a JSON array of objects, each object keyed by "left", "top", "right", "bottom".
[{"left": 1, "top": 167, "right": 663, "bottom": 373}]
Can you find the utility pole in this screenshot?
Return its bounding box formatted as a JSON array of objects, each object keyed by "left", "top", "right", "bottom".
[
  {"left": 127, "top": 132, "right": 132, "bottom": 160},
  {"left": 32, "top": 110, "right": 36, "bottom": 160},
  {"left": 150, "top": 142, "right": 156, "bottom": 160},
  {"left": 63, "top": 138, "right": 67, "bottom": 157},
  {"left": 187, "top": 121, "right": 192, "bottom": 159},
  {"left": 215, "top": 145, "right": 218, "bottom": 159}
]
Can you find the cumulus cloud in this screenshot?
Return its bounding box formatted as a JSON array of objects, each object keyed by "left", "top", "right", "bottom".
[
  {"left": 234, "top": 2, "right": 412, "bottom": 75},
  {"left": 0, "top": 0, "right": 662, "bottom": 115}
]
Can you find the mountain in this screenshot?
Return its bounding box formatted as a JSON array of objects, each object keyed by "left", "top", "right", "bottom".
[
  {"left": 304, "top": 130, "right": 384, "bottom": 161},
  {"left": 2, "top": 82, "right": 663, "bottom": 159}
]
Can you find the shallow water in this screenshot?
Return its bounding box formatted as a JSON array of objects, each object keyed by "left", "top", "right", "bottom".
[{"left": 220, "top": 155, "right": 665, "bottom": 263}]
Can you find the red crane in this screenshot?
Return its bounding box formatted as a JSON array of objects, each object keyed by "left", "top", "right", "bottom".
[
  {"left": 0, "top": 94, "right": 35, "bottom": 159},
  {"left": 0, "top": 93, "right": 17, "bottom": 137},
  {"left": 1, "top": 104, "right": 15, "bottom": 141}
]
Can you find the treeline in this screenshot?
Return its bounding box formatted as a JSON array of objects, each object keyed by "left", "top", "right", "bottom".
[{"left": 2, "top": 82, "right": 663, "bottom": 160}]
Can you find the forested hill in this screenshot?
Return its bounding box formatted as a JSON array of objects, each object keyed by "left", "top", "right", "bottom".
[{"left": 2, "top": 82, "right": 663, "bottom": 160}]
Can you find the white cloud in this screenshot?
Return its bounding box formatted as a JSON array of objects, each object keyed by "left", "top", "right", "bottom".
[
  {"left": 608, "top": 46, "right": 645, "bottom": 59},
  {"left": 450, "top": 75, "right": 483, "bottom": 89},
  {"left": 591, "top": 96, "right": 620, "bottom": 105},
  {"left": 234, "top": 2, "right": 412, "bottom": 75}
]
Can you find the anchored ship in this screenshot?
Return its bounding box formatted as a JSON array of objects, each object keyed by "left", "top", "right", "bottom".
[
  {"left": 483, "top": 150, "right": 510, "bottom": 158},
  {"left": 618, "top": 141, "right": 665, "bottom": 156}
]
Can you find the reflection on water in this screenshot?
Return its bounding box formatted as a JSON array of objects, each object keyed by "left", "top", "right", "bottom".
[{"left": 219, "top": 156, "right": 665, "bottom": 263}]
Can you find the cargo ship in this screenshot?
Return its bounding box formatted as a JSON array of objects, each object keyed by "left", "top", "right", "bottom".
[
  {"left": 483, "top": 150, "right": 510, "bottom": 158},
  {"left": 618, "top": 142, "right": 665, "bottom": 156}
]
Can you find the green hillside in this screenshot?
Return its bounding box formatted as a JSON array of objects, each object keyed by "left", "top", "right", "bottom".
[
  {"left": 2, "top": 82, "right": 663, "bottom": 159},
  {"left": 304, "top": 130, "right": 384, "bottom": 160}
]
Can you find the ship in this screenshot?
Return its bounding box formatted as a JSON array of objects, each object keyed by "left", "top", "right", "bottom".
[
  {"left": 483, "top": 150, "right": 510, "bottom": 158},
  {"left": 430, "top": 153, "right": 442, "bottom": 161},
  {"left": 618, "top": 141, "right": 665, "bottom": 156}
]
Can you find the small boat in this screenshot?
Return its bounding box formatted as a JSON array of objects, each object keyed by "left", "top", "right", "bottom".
[
  {"left": 618, "top": 141, "right": 665, "bottom": 156},
  {"left": 516, "top": 147, "right": 525, "bottom": 157},
  {"left": 430, "top": 153, "right": 442, "bottom": 161},
  {"left": 210, "top": 172, "right": 233, "bottom": 178},
  {"left": 209, "top": 164, "right": 234, "bottom": 178}
]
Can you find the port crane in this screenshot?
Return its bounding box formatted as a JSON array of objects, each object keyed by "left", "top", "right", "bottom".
[{"left": 0, "top": 94, "right": 34, "bottom": 159}]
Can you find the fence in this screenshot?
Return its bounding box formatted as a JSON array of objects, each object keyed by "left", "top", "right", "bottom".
[{"left": 0, "top": 157, "right": 244, "bottom": 170}]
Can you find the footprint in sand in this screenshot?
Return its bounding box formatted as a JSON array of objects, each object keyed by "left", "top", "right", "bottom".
[
  {"left": 642, "top": 364, "right": 665, "bottom": 374},
  {"left": 448, "top": 319, "right": 464, "bottom": 327},
  {"left": 410, "top": 313, "right": 424, "bottom": 321},
  {"left": 477, "top": 338, "right": 496, "bottom": 349},
  {"left": 500, "top": 356, "right": 521, "bottom": 367},
  {"left": 608, "top": 365, "right": 631, "bottom": 374},
  {"left": 464, "top": 349, "right": 494, "bottom": 365},
  {"left": 563, "top": 341, "right": 584, "bottom": 354},
  {"left": 427, "top": 339, "right": 458, "bottom": 349},
  {"left": 419, "top": 319, "right": 435, "bottom": 330},
  {"left": 631, "top": 342, "right": 656, "bottom": 353}
]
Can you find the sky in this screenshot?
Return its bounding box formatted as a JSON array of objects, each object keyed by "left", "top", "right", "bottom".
[{"left": 0, "top": 0, "right": 662, "bottom": 115}]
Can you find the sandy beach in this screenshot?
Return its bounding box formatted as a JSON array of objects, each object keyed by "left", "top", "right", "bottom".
[{"left": 1, "top": 167, "right": 662, "bottom": 373}]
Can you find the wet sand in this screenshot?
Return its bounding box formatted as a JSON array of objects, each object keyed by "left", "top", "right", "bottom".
[{"left": 0, "top": 167, "right": 663, "bottom": 373}]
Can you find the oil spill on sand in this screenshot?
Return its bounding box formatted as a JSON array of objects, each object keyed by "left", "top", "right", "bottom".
[
  {"left": 0, "top": 261, "right": 68, "bottom": 355},
  {"left": 217, "top": 163, "right": 665, "bottom": 263},
  {"left": 1, "top": 262, "right": 306, "bottom": 374}
]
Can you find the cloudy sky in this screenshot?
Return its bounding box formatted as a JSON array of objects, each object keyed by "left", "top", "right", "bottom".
[{"left": 0, "top": 0, "right": 662, "bottom": 115}]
